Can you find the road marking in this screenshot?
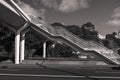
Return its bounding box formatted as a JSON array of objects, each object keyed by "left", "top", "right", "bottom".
[
  {"left": 0, "top": 73, "right": 85, "bottom": 78},
  {"left": 90, "top": 76, "right": 120, "bottom": 79},
  {"left": 96, "top": 71, "right": 120, "bottom": 74},
  {"left": 0, "top": 73, "right": 120, "bottom": 79},
  {"left": 0, "top": 69, "right": 19, "bottom": 71}
]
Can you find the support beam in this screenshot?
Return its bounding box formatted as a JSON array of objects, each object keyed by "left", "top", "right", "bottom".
[
  {"left": 43, "top": 42, "right": 47, "bottom": 58},
  {"left": 15, "top": 31, "right": 20, "bottom": 64},
  {"left": 20, "top": 34, "right": 25, "bottom": 63}
]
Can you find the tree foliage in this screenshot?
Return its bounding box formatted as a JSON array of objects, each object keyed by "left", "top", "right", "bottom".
[
  {"left": 103, "top": 32, "right": 120, "bottom": 55},
  {"left": 2, "top": 21, "right": 120, "bottom": 59},
  {"left": 81, "top": 22, "right": 99, "bottom": 41},
  {"left": 51, "top": 22, "right": 100, "bottom": 42},
  {"left": 47, "top": 42, "right": 78, "bottom": 58},
  {"left": 65, "top": 25, "right": 82, "bottom": 36},
  {"left": 0, "top": 23, "right": 15, "bottom": 58}
]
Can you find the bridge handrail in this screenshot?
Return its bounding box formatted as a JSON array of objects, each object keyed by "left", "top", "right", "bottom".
[{"left": 31, "top": 19, "right": 119, "bottom": 64}]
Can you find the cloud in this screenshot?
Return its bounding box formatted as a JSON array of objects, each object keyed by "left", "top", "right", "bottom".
[
  {"left": 14, "top": 0, "right": 91, "bottom": 20},
  {"left": 15, "top": 0, "right": 45, "bottom": 19},
  {"left": 108, "top": 19, "right": 120, "bottom": 26},
  {"left": 112, "top": 7, "right": 120, "bottom": 18},
  {"left": 41, "top": 0, "right": 90, "bottom": 13},
  {"left": 108, "top": 7, "right": 120, "bottom": 26}
]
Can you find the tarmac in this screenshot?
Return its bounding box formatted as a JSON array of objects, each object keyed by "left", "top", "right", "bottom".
[
  {"left": 0, "top": 59, "right": 119, "bottom": 70},
  {"left": 0, "top": 59, "right": 120, "bottom": 80}
]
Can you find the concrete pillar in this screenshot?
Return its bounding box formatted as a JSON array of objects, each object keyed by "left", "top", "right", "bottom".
[
  {"left": 43, "top": 42, "right": 47, "bottom": 58},
  {"left": 15, "top": 31, "right": 20, "bottom": 64},
  {"left": 20, "top": 34, "right": 25, "bottom": 63}
]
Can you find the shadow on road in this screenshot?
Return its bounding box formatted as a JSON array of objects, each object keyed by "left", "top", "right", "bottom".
[{"left": 36, "top": 61, "right": 99, "bottom": 80}]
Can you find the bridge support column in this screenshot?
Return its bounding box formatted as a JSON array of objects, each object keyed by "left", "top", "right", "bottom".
[
  {"left": 15, "top": 31, "right": 20, "bottom": 64},
  {"left": 20, "top": 34, "right": 25, "bottom": 63},
  {"left": 43, "top": 42, "right": 47, "bottom": 58}
]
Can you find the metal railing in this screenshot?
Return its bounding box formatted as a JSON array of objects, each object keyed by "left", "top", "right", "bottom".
[{"left": 31, "top": 19, "right": 120, "bottom": 64}]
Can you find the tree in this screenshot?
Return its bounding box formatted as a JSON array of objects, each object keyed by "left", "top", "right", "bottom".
[
  {"left": 51, "top": 22, "right": 65, "bottom": 27},
  {"left": 102, "top": 39, "right": 109, "bottom": 47},
  {"left": 81, "top": 22, "right": 99, "bottom": 42},
  {"left": 25, "top": 29, "right": 47, "bottom": 57},
  {"left": 104, "top": 32, "right": 120, "bottom": 49},
  {"left": 106, "top": 32, "right": 117, "bottom": 40},
  {"left": 81, "top": 22, "right": 95, "bottom": 31},
  {"left": 65, "top": 25, "right": 82, "bottom": 37},
  {"left": 51, "top": 22, "right": 82, "bottom": 38},
  {"left": 0, "top": 23, "right": 15, "bottom": 58},
  {"left": 47, "top": 42, "right": 78, "bottom": 58}
]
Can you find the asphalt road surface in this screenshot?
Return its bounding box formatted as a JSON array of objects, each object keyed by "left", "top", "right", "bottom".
[{"left": 0, "top": 64, "right": 120, "bottom": 80}]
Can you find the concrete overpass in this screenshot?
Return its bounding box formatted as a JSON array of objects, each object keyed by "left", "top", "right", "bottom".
[{"left": 0, "top": 0, "right": 120, "bottom": 65}]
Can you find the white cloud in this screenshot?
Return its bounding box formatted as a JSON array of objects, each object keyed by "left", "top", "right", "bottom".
[
  {"left": 59, "top": 0, "right": 79, "bottom": 12},
  {"left": 41, "top": 0, "right": 60, "bottom": 10},
  {"left": 14, "top": 0, "right": 91, "bottom": 20},
  {"left": 108, "top": 19, "right": 120, "bottom": 26},
  {"left": 108, "top": 7, "right": 120, "bottom": 26},
  {"left": 113, "top": 7, "right": 120, "bottom": 18},
  {"left": 41, "top": 0, "right": 90, "bottom": 13},
  {"left": 15, "top": 0, "right": 45, "bottom": 19}
]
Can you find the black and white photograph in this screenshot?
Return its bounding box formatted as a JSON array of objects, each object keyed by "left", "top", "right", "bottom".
[{"left": 0, "top": 0, "right": 120, "bottom": 80}]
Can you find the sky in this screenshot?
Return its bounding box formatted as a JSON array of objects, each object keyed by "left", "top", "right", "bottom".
[{"left": 15, "top": 0, "right": 120, "bottom": 35}]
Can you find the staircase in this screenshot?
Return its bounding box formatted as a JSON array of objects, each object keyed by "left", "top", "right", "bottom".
[
  {"left": 30, "top": 17, "right": 120, "bottom": 65},
  {"left": 1, "top": 0, "right": 120, "bottom": 65}
]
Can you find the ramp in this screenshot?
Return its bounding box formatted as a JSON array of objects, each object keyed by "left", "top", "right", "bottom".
[
  {"left": 30, "top": 17, "right": 120, "bottom": 65},
  {"left": 0, "top": 0, "right": 120, "bottom": 65}
]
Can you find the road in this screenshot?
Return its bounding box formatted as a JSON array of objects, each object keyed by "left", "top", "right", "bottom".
[{"left": 0, "top": 64, "right": 120, "bottom": 80}]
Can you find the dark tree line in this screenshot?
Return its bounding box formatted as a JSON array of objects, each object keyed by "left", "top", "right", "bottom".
[
  {"left": 0, "top": 22, "right": 103, "bottom": 59},
  {"left": 1, "top": 21, "right": 120, "bottom": 59},
  {"left": 102, "top": 32, "right": 120, "bottom": 55},
  {"left": 51, "top": 22, "right": 100, "bottom": 42},
  {"left": 0, "top": 24, "right": 15, "bottom": 57}
]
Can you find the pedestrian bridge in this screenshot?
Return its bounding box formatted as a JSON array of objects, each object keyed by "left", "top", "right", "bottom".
[{"left": 0, "top": 0, "right": 120, "bottom": 65}]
